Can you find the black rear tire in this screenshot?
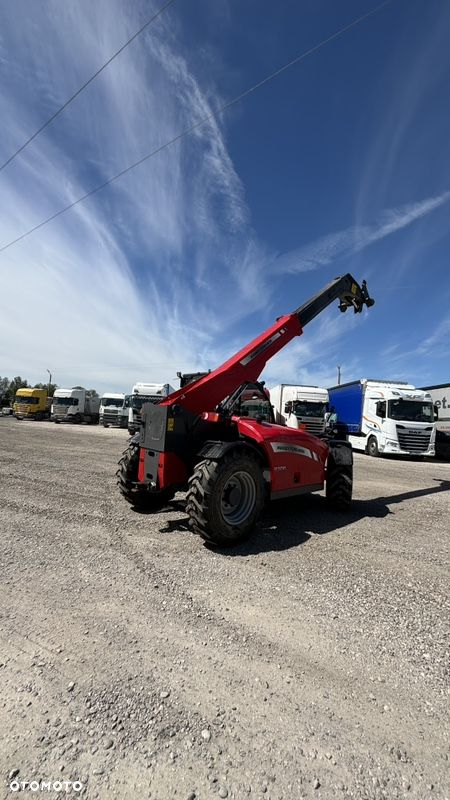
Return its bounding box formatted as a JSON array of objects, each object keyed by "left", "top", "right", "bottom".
[
  {"left": 366, "top": 436, "right": 379, "bottom": 457},
  {"left": 116, "top": 442, "right": 174, "bottom": 509},
  {"left": 326, "top": 456, "right": 353, "bottom": 510},
  {"left": 186, "top": 450, "right": 265, "bottom": 546}
]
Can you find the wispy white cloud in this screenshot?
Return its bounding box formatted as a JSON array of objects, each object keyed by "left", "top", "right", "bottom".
[
  {"left": 416, "top": 315, "right": 450, "bottom": 356},
  {"left": 269, "top": 191, "right": 450, "bottom": 274},
  {"left": 0, "top": 0, "right": 271, "bottom": 391}
]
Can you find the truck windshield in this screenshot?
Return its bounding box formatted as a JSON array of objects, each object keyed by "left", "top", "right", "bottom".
[
  {"left": 101, "top": 398, "right": 123, "bottom": 408},
  {"left": 388, "top": 399, "right": 433, "bottom": 422},
  {"left": 54, "top": 397, "right": 79, "bottom": 406},
  {"left": 239, "top": 398, "right": 273, "bottom": 421},
  {"left": 292, "top": 401, "right": 327, "bottom": 418},
  {"left": 131, "top": 395, "right": 159, "bottom": 410},
  {"left": 15, "top": 395, "right": 39, "bottom": 404}
]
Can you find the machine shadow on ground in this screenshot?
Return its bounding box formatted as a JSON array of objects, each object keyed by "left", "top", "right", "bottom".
[{"left": 157, "top": 479, "right": 450, "bottom": 555}]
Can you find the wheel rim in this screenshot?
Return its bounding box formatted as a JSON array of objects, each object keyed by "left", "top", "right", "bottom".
[{"left": 220, "top": 471, "right": 257, "bottom": 525}]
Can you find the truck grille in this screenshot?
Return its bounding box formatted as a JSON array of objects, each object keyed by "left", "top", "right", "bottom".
[
  {"left": 304, "top": 420, "right": 324, "bottom": 436},
  {"left": 396, "top": 426, "right": 433, "bottom": 453}
]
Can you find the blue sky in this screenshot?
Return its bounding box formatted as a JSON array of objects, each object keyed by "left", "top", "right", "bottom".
[{"left": 0, "top": 0, "right": 449, "bottom": 394}]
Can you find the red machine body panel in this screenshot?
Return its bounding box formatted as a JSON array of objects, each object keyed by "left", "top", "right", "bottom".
[
  {"left": 157, "top": 452, "right": 188, "bottom": 490},
  {"left": 160, "top": 314, "right": 302, "bottom": 415},
  {"left": 236, "top": 418, "right": 328, "bottom": 494}
]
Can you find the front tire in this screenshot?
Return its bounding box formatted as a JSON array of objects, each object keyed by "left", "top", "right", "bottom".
[
  {"left": 326, "top": 456, "right": 353, "bottom": 510},
  {"left": 186, "top": 450, "right": 265, "bottom": 546},
  {"left": 366, "top": 436, "right": 379, "bottom": 457},
  {"left": 116, "top": 442, "right": 174, "bottom": 510}
]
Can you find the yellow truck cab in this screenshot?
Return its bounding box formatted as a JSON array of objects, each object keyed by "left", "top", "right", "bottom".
[{"left": 14, "top": 388, "right": 51, "bottom": 420}]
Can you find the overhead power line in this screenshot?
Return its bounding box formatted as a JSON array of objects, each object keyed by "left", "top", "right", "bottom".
[
  {"left": 0, "top": 0, "right": 393, "bottom": 255},
  {"left": 0, "top": 0, "right": 177, "bottom": 173}
]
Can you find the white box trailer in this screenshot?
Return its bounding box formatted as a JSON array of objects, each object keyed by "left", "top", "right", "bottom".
[
  {"left": 52, "top": 389, "right": 100, "bottom": 424},
  {"left": 269, "top": 384, "right": 329, "bottom": 435},
  {"left": 328, "top": 379, "right": 436, "bottom": 457},
  {"left": 420, "top": 383, "right": 450, "bottom": 459},
  {"left": 99, "top": 392, "right": 126, "bottom": 428},
  {"left": 128, "top": 383, "right": 175, "bottom": 434}
]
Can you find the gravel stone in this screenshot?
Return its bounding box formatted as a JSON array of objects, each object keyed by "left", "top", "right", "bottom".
[{"left": 1, "top": 422, "right": 448, "bottom": 800}]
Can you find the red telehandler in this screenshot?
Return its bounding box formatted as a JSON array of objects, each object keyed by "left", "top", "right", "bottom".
[{"left": 117, "top": 274, "right": 374, "bottom": 545}]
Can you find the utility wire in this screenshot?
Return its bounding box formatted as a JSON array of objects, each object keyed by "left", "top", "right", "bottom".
[
  {"left": 0, "top": 0, "right": 176, "bottom": 173},
  {"left": 0, "top": 0, "right": 393, "bottom": 255}
]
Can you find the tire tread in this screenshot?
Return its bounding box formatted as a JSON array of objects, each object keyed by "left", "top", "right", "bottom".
[{"left": 185, "top": 450, "right": 264, "bottom": 546}]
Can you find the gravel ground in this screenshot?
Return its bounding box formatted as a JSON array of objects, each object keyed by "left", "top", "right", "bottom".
[{"left": 0, "top": 418, "right": 449, "bottom": 800}]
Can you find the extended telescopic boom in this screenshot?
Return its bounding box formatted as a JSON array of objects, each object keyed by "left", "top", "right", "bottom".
[{"left": 163, "top": 274, "right": 374, "bottom": 414}]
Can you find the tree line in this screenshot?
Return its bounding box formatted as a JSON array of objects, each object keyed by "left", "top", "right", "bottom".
[{"left": 0, "top": 376, "right": 98, "bottom": 406}]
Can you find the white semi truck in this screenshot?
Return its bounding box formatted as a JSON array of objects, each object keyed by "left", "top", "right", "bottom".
[
  {"left": 99, "top": 392, "right": 126, "bottom": 427},
  {"left": 420, "top": 383, "right": 450, "bottom": 459},
  {"left": 52, "top": 389, "right": 100, "bottom": 424},
  {"left": 328, "top": 379, "right": 436, "bottom": 457},
  {"left": 269, "top": 384, "right": 329, "bottom": 435},
  {"left": 128, "top": 383, "right": 175, "bottom": 434}
]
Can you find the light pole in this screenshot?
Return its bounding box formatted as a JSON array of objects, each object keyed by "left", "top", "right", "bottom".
[
  {"left": 46, "top": 369, "right": 52, "bottom": 395},
  {"left": 337, "top": 365, "right": 341, "bottom": 385}
]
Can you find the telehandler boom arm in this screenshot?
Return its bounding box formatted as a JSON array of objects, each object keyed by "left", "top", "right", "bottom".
[{"left": 163, "top": 274, "right": 374, "bottom": 414}]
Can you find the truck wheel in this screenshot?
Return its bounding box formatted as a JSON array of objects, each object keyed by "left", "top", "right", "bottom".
[
  {"left": 366, "top": 436, "right": 379, "bottom": 457},
  {"left": 116, "top": 442, "right": 174, "bottom": 510},
  {"left": 186, "top": 450, "right": 265, "bottom": 546},
  {"left": 326, "top": 456, "right": 352, "bottom": 510},
  {"left": 35, "top": 412, "right": 43, "bottom": 421}
]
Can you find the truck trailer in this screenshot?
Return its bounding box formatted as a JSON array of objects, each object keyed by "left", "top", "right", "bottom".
[
  {"left": 269, "top": 384, "right": 329, "bottom": 435},
  {"left": 127, "top": 383, "right": 175, "bottom": 435},
  {"left": 420, "top": 383, "right": 450, "bottom": 459},
  {"left": 328, "top": 379, "right": 436, "bottom": 457},
  {"left": 14, "top": 388, "right": 51, "bottom": 420},
  {"left": 99, "top": 392, "right": 126, "bottom": 427},
  {"left": 52, "top": 389, "right": 100, "bottom": 424}
]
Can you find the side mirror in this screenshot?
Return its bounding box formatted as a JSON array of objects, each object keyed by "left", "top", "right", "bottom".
[{"left": 434, "top": 404, "right": 439, "bottom": 421}]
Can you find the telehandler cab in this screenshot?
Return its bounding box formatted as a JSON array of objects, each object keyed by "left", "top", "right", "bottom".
[{"left": 117, "top": 274, "right": 374, "bottom": 545}]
